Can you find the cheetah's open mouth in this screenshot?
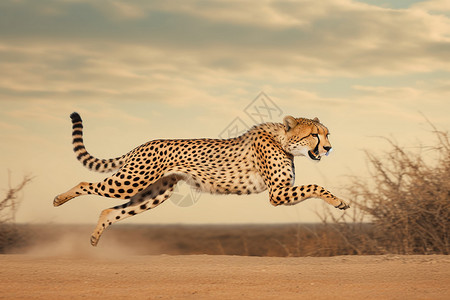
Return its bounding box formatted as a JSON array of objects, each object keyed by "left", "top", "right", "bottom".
[
  {"left": 308, "top": 150, "right": 321, "bottom": 161},
  {"left": 308, "top": 140, "right": 321, "bottom": 161}
]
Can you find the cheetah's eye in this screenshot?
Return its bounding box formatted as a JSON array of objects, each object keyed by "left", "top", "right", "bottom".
[{"left": 311, "top": 133, "right": 318, "bottom": 138}]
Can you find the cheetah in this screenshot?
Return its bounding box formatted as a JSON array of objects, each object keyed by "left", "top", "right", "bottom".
[{"left": 54, "top": 112, "right": 349, "bottom": 246}]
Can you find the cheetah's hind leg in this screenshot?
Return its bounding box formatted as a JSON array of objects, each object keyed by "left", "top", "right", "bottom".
[{"left": 90, "top": 174, "right": 181, "bottom": 246}]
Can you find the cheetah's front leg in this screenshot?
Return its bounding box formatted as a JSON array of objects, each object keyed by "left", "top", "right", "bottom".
[{"left": 269, "top": 184, "right": 350, "bottom": 210}]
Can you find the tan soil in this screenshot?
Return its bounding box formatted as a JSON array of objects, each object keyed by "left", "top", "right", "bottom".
[{"left": 0, "top": 254, "right": 449, "bottom": 299}]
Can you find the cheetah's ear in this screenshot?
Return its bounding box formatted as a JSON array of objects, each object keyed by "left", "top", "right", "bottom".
[
  {"left": 313, "top": 117, "right": 320, "bottom": 123},
  {"left": 283, "top": 116, "right": 297, "bottom": 131}
]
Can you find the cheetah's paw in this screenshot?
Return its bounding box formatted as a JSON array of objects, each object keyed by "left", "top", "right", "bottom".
[
  {"left": 90, "top": 234, "right": 100, "bottom": 247},
  {"left": 334, "top": 198, "right": 350, "bottom": 210},
  {"left": 53, "top": 194, "right": 74, "bottom": 207}
]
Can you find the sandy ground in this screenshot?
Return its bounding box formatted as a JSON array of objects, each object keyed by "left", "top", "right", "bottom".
[{"left": 0, "top": 254, "right": 449, "bottom": 300}]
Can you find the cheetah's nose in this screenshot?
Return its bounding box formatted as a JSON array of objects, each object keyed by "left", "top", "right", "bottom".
[{"left": 324, "top": 146, "right": 332, "bottom": 156}]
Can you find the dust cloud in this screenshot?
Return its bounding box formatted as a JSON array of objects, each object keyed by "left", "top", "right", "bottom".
[{"left": 20, "top": 225, "right": 165, "bottom": 258}]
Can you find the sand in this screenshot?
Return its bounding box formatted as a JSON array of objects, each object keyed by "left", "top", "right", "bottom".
[{"left": 0, "top": 254, "right": 449, "bottom": 299}]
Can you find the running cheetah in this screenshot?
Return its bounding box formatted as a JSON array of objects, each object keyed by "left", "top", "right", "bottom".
[{"left": 54, "top": 113, "right": 349, "bottom": 246}]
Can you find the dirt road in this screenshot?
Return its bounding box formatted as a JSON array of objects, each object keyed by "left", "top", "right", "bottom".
[{"left": 0, "top": 255, "right": 448, "bottom": 299}]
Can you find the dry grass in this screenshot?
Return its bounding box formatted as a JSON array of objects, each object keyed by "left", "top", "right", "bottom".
[
  {"left": 322, "top": 125, "right": 449, "bottom": 255},
  {"left": 0, "top": 172, "right": 33, "bottom": 253}
]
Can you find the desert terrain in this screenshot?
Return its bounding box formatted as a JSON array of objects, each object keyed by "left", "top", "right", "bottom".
[
  {"left": 1, "top": 254, "right": 449, "bottom": 299},
  {"left": 0, "top": 225, "right": 449, "bottom": 299}
]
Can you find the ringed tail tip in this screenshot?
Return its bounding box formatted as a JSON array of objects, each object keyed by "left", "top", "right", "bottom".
[{"left": 70, "top": 112, "right": 82, "bottom": 123}]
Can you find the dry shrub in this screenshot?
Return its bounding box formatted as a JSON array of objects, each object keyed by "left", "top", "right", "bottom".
[
  {"left": 0, "top": 172, "right": 33, "bottom": 253},
  {"left": 329, "top": 125, "right": 449, "bottom": 255}
]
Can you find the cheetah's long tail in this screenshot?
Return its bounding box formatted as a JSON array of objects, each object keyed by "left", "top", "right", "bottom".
[{"left": 70, "top": 112, "right": 126, "bottom": 173}]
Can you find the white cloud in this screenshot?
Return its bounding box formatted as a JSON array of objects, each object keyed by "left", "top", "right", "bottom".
[
  {"left": 109, "top": 1, "right": 147, "bottom": 19},
  {"left": 1, "top": 0, "right": 450, "bottom": 78},
  {"left": 352, "top": 85, "right": 421, "bottom": 98},
  {"left": 0, "top": 120, "right": 23, "bottom": 131},
  {"left": 411, "top": 0, "right": 450, "bottom": 12}
]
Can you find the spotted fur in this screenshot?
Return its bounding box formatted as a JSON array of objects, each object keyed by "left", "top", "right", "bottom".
[{"left": 54, "top": 112, "right": 349, "bottom": 246}]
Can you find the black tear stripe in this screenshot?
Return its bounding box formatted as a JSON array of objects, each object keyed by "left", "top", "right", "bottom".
[{"left": 313, "top": 135, "right": 320, "bottom": 155}]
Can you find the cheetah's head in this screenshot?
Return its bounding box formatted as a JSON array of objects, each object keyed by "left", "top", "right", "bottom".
[{"left": 283, "top": 116, "right": 332, "bottom": 161}]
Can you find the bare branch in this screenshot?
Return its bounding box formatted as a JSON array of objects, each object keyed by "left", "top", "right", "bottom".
[{"left": 0, "top": 173, "right": 33, "bottom": 223}]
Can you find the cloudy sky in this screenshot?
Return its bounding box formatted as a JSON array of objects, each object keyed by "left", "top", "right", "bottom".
[{"left": 1, "top": 0, "right": 449, "bottom": 225}]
